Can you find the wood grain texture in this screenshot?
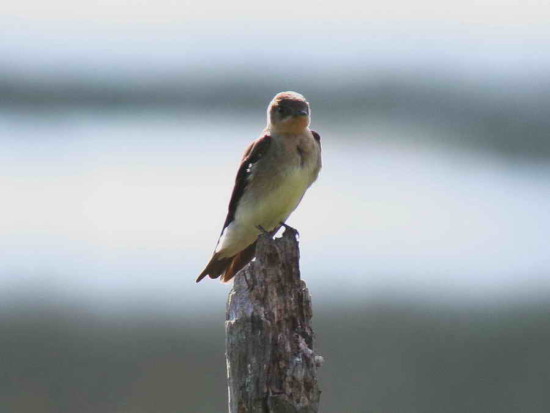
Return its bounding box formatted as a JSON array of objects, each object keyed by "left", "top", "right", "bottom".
[{"left": 226, "top": 228, "right": 322, "bottom": 413}]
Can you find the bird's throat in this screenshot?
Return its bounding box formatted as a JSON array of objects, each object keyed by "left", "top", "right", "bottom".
[{"left": 270, "top": 117, "right": 309, "bottom": 135}]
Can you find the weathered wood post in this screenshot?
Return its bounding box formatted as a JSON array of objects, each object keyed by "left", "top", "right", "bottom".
[{"left": 225, "top": 228, "right": 323, "bottom": 413}]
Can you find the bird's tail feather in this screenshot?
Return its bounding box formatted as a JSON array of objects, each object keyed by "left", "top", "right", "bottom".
[
  {"left": 196, "top": 255, "right": 231, "bottom": 283},
  {"left": 221, "top": 241, "right": 257, "bottom": 283},
  {"left": 195, "top": 241, "right": 257, "bottom": 283}
]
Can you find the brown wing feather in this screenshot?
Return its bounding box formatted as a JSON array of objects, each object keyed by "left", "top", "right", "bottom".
[
  {"left": 196, "top": 254, "right": 231, "bottom": 282},
  {"left": 196, "top": 134, "right": 272, "bottom": 283},
  {"left": 222, "top": 134, "right": 272, "bottom": 230},
  {"left": 220, "top": 240, "right": 258, "bottom": 283},
  {"left": 312, "top": 130, "right": 321, "bottom": 145}
]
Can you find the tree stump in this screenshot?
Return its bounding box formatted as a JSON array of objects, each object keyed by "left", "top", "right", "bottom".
[{"left": 225, "top": 228, "right": 322, "bottom": 413}]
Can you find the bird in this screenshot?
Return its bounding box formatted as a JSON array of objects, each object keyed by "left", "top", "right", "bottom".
[{"left": 196, "top": 91, "right": 322, "bottom": 283}]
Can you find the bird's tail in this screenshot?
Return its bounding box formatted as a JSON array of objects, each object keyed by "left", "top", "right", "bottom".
[{"left": 196, "top": 241, "right": 257, "bottom": 283}]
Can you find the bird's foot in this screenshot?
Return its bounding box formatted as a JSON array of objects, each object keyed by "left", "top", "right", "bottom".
[
  {"left": 256, "top": 225, "right": 272, "bottom": 237},
  {"left": 279, "top": 222, "right": 299, "bottom": 237}
]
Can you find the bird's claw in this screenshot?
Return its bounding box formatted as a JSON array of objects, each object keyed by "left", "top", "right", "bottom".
[
  {"left": 256, "top": 225, "right": 270, "bottom": 235},
  {"left": 279, "top": 222, "right": 299, "bottom": 236}
]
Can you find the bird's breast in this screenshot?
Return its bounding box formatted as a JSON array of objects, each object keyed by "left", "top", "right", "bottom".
[
  {"left": 237, "top": 159, "right": 315, "bottom": 232},
  {"left": 215, "top": 131, "right": 320, "bottom": 257}
]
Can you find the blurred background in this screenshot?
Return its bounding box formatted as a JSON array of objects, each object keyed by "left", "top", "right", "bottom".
[{"left": 2, "top": 0, "right": 550, "bottom": 412}]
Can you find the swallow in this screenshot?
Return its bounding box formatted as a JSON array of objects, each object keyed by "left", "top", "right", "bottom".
[{"left": 197, "top": 91, "right": 322, "bottom": 282}]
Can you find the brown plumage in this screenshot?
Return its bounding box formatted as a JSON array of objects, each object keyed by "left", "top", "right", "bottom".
[
  {"left": 195, "top": 136, "right": 272, "bottom": 283},
  {"left": 196, "top": 243, "right": 256, "bottom": 283}
]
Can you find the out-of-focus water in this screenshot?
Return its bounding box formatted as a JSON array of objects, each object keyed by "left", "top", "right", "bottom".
[{"left": 2, "top": 109, "right": 549, "bottom": 311}]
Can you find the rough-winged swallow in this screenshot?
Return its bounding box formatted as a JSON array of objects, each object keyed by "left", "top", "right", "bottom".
[{"left": 197, "top": 91, "right": 322, "bottom": 283}]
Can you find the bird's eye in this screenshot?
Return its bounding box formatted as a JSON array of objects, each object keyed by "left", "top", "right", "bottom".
[{"left": 277, "top": 107, "right": 285, "bottom": 114}]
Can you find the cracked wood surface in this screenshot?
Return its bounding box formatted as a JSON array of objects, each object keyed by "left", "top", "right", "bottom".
[{"left": 226, "top": 228, "right": 322, "bottom": 413}]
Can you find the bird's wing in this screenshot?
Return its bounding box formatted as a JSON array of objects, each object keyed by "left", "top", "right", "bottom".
[
  {"left": 312, "top": 130, "right": 321, "bottom": 146},
  {"left": 222, "top": 134, "right": 272, "bottom": 230}
]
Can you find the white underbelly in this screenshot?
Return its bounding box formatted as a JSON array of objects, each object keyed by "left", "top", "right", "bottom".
[
  {"left": 243, "top": 189, "right": 299, "bottom": 230},
  {"left": 215, "top": 167, "right": 312, "bottom": 257}
]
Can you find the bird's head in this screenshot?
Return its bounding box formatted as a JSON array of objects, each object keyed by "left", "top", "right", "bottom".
[{"left": 267, "top": 91, "right": 310, "bottom": 134}]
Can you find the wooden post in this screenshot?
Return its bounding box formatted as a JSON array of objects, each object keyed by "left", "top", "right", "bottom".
[{"left": 225, "top": 228, "right": 322, "bottom": 413}]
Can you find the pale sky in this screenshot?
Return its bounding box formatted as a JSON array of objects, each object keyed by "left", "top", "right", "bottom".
[
  {"left": 2, "top": 0, "right": 550, "bottom": 26},
  {"left": 2, "top": 0, "right": 549, "bottom": 82}
]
